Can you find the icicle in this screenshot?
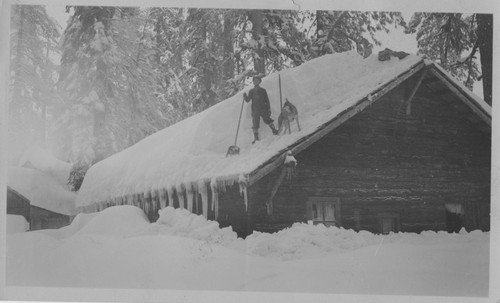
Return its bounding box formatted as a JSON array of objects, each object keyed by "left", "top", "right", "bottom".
[
  {"left": 166, "top": 186, "right": 174, "bottom": 207},
  {"left": 198, "top": 180, "right": 209, "bottom": 218},
  {"left": 210, "top": 177, "right": 218, "bottom": 213},
  {"left": 134, "top": 194, "right": 139, "bottom": 207},
  {"left": 177, "top": 183, "right": 186, "bottom": 209},
  {"left": 150, "top": 190, "right": 157, "bottom": 214},
  {"left": 215, "top": 198, "right": 219, "bottom": 220},
  {"left": 143, "top": 192, "right": 150, "bottom": 214},
  {"left": 238, "top": 174, "right": 249, "bottom": 211},
  {"left": 160, "top": 189, "right": 167, "bottom": 209},
  {"left": 186, "top": 183, "right": 194, "bottom": 212},
  {"left": 192, "top": 182, "right": 199, "bottom": 214},
  {"left": 284, "top": 151, "right": 298, "bottom": 180}
]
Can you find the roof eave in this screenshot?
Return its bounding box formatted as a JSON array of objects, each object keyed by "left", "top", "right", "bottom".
[{"left": 426, "top": 62, "right": 492, "bottom": 126}]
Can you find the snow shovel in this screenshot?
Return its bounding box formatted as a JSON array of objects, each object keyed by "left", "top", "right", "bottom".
[{"left": 226, "top": 96, "right": 245, "bottom": 157}]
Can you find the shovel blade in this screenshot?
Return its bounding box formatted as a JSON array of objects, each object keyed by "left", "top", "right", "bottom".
[{"left": 226, "top": 145, "right": 240, "bottom": 157}]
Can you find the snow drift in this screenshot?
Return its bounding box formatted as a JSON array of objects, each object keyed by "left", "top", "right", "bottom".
[
  {"left": 6, "top": 206, "right": 489, "bottom": 297},
  {"left": 6, "top": 215, "right": 30, "bottom": 234}
]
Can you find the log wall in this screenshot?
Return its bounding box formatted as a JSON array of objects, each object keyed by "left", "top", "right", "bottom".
[{"left": 248, "top": 86, "right": 491, "bottom": 234}]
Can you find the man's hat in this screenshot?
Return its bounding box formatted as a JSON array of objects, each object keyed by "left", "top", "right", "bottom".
[{"left": 252, "top": 76, "right": 262, "bottom": 83}]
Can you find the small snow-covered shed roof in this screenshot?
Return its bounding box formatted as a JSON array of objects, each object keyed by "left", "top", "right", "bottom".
[
  {"left": 76, "top": 51, "right": 491, "bottom": 209},
  {"left": 18, "top": 146, "right": 72, "bottom": 186},
  {"left": 8, "top": 166, "right": 77, "bottom": 216}
]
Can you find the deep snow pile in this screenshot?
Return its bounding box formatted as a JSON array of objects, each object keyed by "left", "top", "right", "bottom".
[
  {"left": 6, "top": 215, "right": 30, "bottom": 234},
  {"left": 245, "top": 224, "right": 384, "bottom": 260},
  {"left": 75, "top": 205, "right": 151, "bottom": 237},
  {"left": 76, "top": 51, "right": 424, "bottom": 210},
  {"left": 150, "top": 207, "right": 240, "bottom": 245},
  {"left": 5, "top": 206, "right": 490, "bottom": 297}
]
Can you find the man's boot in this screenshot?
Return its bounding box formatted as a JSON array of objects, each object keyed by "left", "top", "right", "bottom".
[
  {"left": 252, "top": 130, "right": 259, "bottom": 144},
  {"left": 269, "top": 123, "right": 278, "bottom": 135}
]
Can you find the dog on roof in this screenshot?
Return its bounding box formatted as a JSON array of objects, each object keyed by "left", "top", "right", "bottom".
[{"left": 277, "top": 98, "right": 301, "bottom": 135}]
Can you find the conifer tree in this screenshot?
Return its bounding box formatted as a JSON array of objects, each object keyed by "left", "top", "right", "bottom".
[
  {"left": 405, "top": 12, "right": 492, "bottom": 103},
  {"left": 9, "top": 5, "right": 60, "bottom": 162},
  {"left": 57, "top": 6, "right": 167, "bottom": 168}
]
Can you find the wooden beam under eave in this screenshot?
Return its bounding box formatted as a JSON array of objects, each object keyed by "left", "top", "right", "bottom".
[
  {"left": 266, "top": 166, "right": 288, "bottom": 215},
  {"left": 247, "top": 61, "right": 426, "bottom": 187},
  {"left": 428, "top": 67, "right": 491, "bottom": 127},
  {"left": 406, "top": 69, "right": 428, "bottom": 116}
]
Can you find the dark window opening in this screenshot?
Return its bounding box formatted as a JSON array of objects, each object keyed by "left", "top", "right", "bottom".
[
  {"left": 377, "top": 212, "right": 400, "bottom": 234},
  {"left": 445, "top": 203, "right": 464, "bottom": 233},
  {"left": 306, "top": 197, "right": 341, "bottom": 227}
]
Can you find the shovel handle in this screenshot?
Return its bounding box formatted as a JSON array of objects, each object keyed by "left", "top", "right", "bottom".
[{"left": 233, "top": 96, "right": 245, "bottom": 145}]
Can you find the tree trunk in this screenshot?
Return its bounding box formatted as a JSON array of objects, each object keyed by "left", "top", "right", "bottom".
[
  {"left": 316, "top": 10, "right": 326, "bottom": 36},
  {"left": 250, "top": 10, "right": 265, "bottom": 75},
  {"left": 154, "top": 12, "right": 164, "bottom": 65},
  {"left": 477, "top": 14, "right": 493, "bottom": 105},
  {"left": 223, "top": 14, "right": 235, "bottom": 80},
  {"left": 10, "top": 5, "right": 25, "bottom": 122},
  {"left": 200, "top": 20, "right": 211, "bottom": 92}
]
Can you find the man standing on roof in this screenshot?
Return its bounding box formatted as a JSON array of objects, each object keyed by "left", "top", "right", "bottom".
[{"left": 243, "top": 76, "right": 278, "bottom": 143}]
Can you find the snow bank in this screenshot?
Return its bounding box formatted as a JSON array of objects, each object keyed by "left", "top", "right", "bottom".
[
  {"left": 7, "top": 166, "right": 77, "bottom": 215},
  {"left": 76, "top": 51, "right": 424, "bottom": 210},
  {"left": 5, "top": 205, "right": 489, "bottom": 296},
  {"left": 38, "top": 212, "right": 98, "bottom": 239},
  {"left": 7, "top": 215, "right": 30, "bottom": 234},
  {"left": 245, "top": 223, "right": 383, "bottom": 259},
  {"left": 75, "top": 205, "right": 151, "bottom": 238},
  {"left": 151, "top": 207, "right": 239, "bottom": 245}
]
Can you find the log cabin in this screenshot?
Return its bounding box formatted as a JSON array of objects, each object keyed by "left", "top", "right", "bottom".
[{"left": 76, "top": 51, "right": 491, "bottom": 237}]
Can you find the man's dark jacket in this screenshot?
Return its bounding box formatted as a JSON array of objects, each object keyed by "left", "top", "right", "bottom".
[{"left": 244, "top": 86, "right": 271, "bottom": 116}]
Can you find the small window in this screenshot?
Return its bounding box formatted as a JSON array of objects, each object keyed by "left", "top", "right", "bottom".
[
  {"left": 378, "top": 212, "right": 400, "bottom": 234},
  {"left": 306, "top": 197, "right": 341, "bottom": 227}
]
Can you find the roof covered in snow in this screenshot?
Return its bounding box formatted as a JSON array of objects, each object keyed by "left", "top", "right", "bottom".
[
  {"left": 18, "top": 146, "right": 73, "bottom": 186},
  {"left": 76, "top": 51, "right": 491, "bottom": 208},
  {"left": 8, "top": 166, "right": 77, "bottom": 216}
]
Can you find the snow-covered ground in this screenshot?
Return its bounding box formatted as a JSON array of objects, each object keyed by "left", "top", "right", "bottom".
[
  {"left": 6, "top": 215, "right": 29, "bottom": 234},
  {"left": 5, "top": 206, "right": 490, "bottom": 299}
]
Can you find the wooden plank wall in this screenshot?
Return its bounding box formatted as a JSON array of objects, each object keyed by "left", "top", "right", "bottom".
[
  {"left": 249, "top": 85, "right": 491, "bottom": 234},
  {"left": 6, "top": 188, "right": 31, "bottom": 222},
  {"left": 30, "top": 206, "right": 72, "bottom": 230}
]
